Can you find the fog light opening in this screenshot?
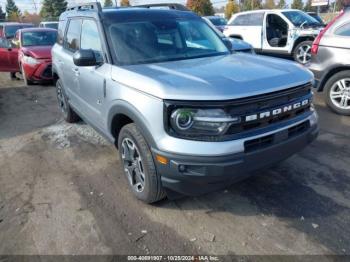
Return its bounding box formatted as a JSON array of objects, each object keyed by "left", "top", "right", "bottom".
[{"left": 178, "top": 165, "right": 186, "bottom": 173}]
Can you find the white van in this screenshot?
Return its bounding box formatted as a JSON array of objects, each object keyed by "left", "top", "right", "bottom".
[{"left": 224, "top": 9, "right": 324, "bottom": 64}]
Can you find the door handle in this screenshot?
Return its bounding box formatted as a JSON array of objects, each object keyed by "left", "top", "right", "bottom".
[{"left": 72, "top": 67, "right": 80, "bottom": 76}]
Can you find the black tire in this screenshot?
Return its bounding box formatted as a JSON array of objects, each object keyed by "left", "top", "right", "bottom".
[
  {"left": 118, "top": 123, "right": 166, "bottom": 203},
  {"left": 21, "top": 64, "right": 33, "bottom": 86},
  {"left": 56, "top": 79, "right": 80, "bottom": 123},
  {"left": 293, "top": 41, "right": 313, "bottom": 65},
  {"left": 324, "top": 70, "right": 350, "bottom": 116}
]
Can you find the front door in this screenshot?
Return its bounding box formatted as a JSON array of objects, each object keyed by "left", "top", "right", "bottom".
[
  {"left": 0, "top": 38, "right": 19, "bottom": 72},
  {"left": 262, "top": 13, "right": 290, "bottom": 53},
  {"left": 76, "top": 19, "right": 107, "bottom": 129}
]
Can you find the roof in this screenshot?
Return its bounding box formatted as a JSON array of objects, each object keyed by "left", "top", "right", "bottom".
[
  {"left": 19, "top": 27, "right": 57, "bottom": 33},
  {"left": 61, "top": 7, "right": 198, "bottom": 22},
  {"left": 40, "top": 21, "right": 58, "bottom": 24}
]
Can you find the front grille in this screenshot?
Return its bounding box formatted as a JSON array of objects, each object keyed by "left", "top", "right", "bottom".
[
  {"left": 244, "top": 121, "right": 310, "bottom": 153},
  {"left": 41, "top": 65, "right": 52, "bottom": 78},
  {"left": 165, "top": 83, "right": 313, "bottom": 142}
]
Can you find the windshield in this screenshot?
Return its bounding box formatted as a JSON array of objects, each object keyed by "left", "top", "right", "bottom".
[
  {"left": 44, "top": 23, "right": 58, "bottom": 30},
  {"left": 106, "top": 19, "right": 229, "bottom": 65},
  {"left": 208, "top": 17, "right": 227, "bottom": 26},
  {"left": 282, "top": 11, "right": 321, "bottom": 27},
  {"left": 5, "top": 25, "right": 32, "bottom": 38},
  {"left": 21, "top": 31, "right": 57, "bottom": 47}
]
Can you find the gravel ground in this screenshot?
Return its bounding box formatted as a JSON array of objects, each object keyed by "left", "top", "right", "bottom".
[{"left": 0, "top": 72, "right": 350, "bottom": 257}]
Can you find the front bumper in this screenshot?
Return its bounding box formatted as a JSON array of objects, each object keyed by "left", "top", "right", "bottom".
[
  {"left": 23, "top": 60, "right": 52, "bottom": 82},
  {"left": 153, "top": 120, "right": 318, "bottom": 196}
]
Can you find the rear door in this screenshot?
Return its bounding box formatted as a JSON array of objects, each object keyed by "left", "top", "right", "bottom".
[{"left": 230, "top": 13, "right": 264, "bottom": 49}]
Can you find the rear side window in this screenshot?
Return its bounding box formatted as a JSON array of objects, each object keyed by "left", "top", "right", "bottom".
[
  {"left": 335, "top": 23, "right": 350, "bottom": 36},
  {"left": 232, "top": 13, "right": 264, "bottom": 26},
  {"left": 65, "top": 19, "right": 82, "bottom": 51}
]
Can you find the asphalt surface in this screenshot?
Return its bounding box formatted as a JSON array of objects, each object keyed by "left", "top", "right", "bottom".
[{"left": 0, "top": 72, "right": 350, "bottom": 256}]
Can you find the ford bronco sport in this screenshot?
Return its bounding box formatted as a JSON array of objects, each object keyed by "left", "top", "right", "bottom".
[{"left": 52, "top": 3, "right": 319, "bottom": 203}]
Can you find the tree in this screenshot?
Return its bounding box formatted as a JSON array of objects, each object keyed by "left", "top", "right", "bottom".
[
  {"left": 225, "top": 0, "right": 240, "bottom": 19},
  {"left": 277, "top": 0, "right": 287, "bottom": 8},
  {"left": 104, "top": 0, "right": 113, "bottom": 7},
  {"left": 0, "top": 6, "right": 6, "bottom": 21},
  {"left": 22, "top": 11, "right": 41, "bottom": 25},
  {"left": 291, "top": 0, "right": 303, "bottom": 10},
  {"left": 264, "top": 0, "right": 276, "bottom": 9},
  {"left": 186, "top": 0, "right": 215, "bottom": 16},
  {"left": 40, "top": 0, "right": 67, "bottom": 20},
  {"left": 120, "top": 0, "right": 130, "bottom": 6},
  {"left": 6, "top": 0, "right": 21, "bottom": 18},
  {"left": 242, "top": 0, "right": 262, "bottom": 11},
  {"left": 303, "top": 0, "right": 316, "bottom": 12}
]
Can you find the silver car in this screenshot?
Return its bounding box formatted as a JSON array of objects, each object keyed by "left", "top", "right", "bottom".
[
  {"left": 308, "top": 8, "right": 350, "bottom": 115},
  {"left": 52, "top": 3, "right": 318, "bottom": 203}
]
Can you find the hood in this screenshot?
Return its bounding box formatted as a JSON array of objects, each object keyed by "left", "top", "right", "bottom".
[
  {"left": 22, "top": 46, "right": 52, "bottom": 59},
  {"left": 111, "top": 54, "right": 313, "bottom": 101}
]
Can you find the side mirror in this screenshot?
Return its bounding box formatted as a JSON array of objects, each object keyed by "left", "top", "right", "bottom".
[
  {"left": 73, "top": 49, "right": 99, "bottom": 67},
  {"left": 222, "top": 38, "right": 233, "bottom": 52}
]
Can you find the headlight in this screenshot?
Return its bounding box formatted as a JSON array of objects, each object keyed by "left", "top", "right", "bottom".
[
  {"left": 22, "top": 55, "right": 39, "bottom": 66},
  {"left": 170, "top": 108, "right": 240, "bottom": 137}
]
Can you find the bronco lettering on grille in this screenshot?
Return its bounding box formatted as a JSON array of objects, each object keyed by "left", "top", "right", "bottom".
[{"left": 245, "top": 99, "right": 310, "bottom": 122}]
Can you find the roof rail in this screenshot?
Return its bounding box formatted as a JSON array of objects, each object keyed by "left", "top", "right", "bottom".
[
  {"left": 66, "top": 2, "right": 102, "bottom": 12},
  {"left": 133, "top": 3, "right": 189, "bottom": 11}
]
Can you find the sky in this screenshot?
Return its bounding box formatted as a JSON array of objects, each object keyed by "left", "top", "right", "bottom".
[{"left": 0, "top": 0, "right": 325, "bottom": 15}]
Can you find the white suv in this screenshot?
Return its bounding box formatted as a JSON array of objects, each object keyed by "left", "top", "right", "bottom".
[{"left": 224, "top": 9, "right": 324, "bottom": 64}]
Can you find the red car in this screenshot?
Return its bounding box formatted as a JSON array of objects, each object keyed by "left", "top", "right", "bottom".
[{"left": 0, "top": 28, "right": 57, "bottom": 85}]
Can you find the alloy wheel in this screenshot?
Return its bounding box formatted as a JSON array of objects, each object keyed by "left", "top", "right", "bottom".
[
  {"left": 296, "top": 44, "right": 311, "bottom": 64},
  {"left": 329, "top": 78, "right": 350, "bottom": 110},
  {"left": 121, "top": 138, "right": 146, "bottom": 193}
]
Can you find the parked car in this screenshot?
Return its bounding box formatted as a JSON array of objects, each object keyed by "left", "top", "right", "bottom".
[
  {"left": 39, "top": 21, "right": 59, "bottom": 30},
  {"left": 307, "top": 12, "right": 325, "bottom": 25},
  {"left": 0, "top": 28, "right": 57, "bottom": 85},
  {"left": 203, "top": 16, "right": 254, "bottom": 53},
  {"left": 0, "top": 22, "right": 34, "bottom": 39},
  {"left": 53, "top": 3, "right": 318, "bottom": 203},
  {"left": 308, "top": 9, "right": 350, "bottom": 115},
  {"left": 203, "top": 16, "right": 227, "bottom": 32},
  {"left": 224, "top": 9, "right": 324, "bottom": 64}
]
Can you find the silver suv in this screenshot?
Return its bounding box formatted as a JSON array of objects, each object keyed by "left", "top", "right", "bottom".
[
  {"left": 308, "top": 8, "right": 350, "bottom": 115},
  {"left": 52, "top": 3, "right": 319, "bottom": 203}
]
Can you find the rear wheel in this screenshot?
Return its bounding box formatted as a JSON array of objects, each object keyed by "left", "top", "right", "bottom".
[
  {"left": 293, "top": 41, "right": 313, "bottom": 64},
  {"left": 118, "top": 123, "right": 166, "bottom": 203},
  {"left": 324, "top": 70, "right": 350, "bottom": 115},
  {"left": 56, "top": 79, "right": 80, "bottom": 123}
]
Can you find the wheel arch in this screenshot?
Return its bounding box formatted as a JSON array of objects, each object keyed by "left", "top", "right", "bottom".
[
  {"left": 319, "top": 66, "right": 350, "bottom": 92},
  {"left": 108, "top": 101, "right": 157, "bottom": 149},
  {"left": 292, "top": 36, "right": 315, "bottom": 53}
]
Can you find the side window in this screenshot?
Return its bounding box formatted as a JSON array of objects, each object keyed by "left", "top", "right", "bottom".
[
  {"left": 248, "top": 13, "right": 264, "bottom": 26},
  {"left": 232, "top": 14, "right": 249, "bottom": 26},
  {"left": 57, "top": 20, "right": 67, "bottom": 45},
  {"left": 335, "top": 23, "right": 350, "bottom": 37},
  {"left": 65, "top": 19, "right": 82, "bottom": 52},
  {"left": 232, "top": 13, "right": 264, "bottom": 26},
  {"left": 80, "top": 19, "right": 103, "bottom": 62}
]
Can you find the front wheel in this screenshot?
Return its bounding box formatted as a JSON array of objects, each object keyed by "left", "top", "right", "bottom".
[
  {"left": 118, "top": 123, "right": 166, "bottom": 203},
  {"left": 324, "top": 70, "right": 350, "bottom": 115},
  {"left": 293, "top": 41, "right": 313, "bottom": 65}
]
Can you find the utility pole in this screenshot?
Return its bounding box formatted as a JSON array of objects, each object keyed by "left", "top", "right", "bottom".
[{"left": 32, "top": 0, "right": 38, "bottom": 13}]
